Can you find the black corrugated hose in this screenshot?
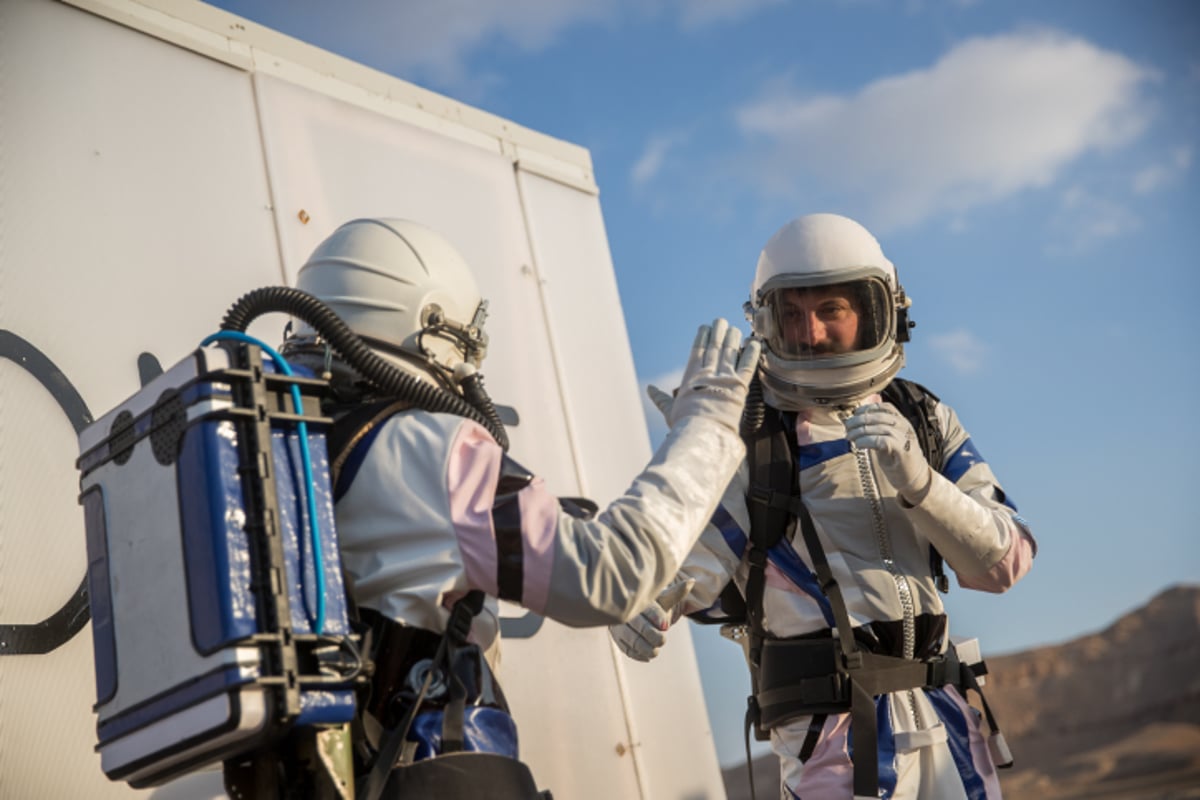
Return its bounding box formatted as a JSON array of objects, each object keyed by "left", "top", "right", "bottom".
[
  {"left": 740, "top": 371, "right": 765, "bottom": 439},
  {"left": 220, "top": 286, "right": 509, "bottom": 450}
]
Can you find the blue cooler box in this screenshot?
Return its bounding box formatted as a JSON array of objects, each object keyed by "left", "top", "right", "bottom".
[{"left": 77, "top": 343, "right": 357, "bottom": 787}]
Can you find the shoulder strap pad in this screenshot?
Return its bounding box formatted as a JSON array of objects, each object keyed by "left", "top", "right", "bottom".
[
  {"left": 327, "top": 398, "right": 413, "bottom": 499},
  {"left": 744, "top": 407, "right": 796, "bottom": 550}
]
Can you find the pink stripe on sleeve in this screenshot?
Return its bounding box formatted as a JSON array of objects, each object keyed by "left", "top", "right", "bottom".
[
  {"left": 446, "top": 420, "right": 504, "bottom": 597},
  {"left": 513, "top": 479, "right": 561, "bottom": 614},
  {"left": 958, "top": 528, "right": 1036, "bottom": 593}
]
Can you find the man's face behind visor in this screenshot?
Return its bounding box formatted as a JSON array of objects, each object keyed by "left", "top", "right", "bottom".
[{"left": 766, "top": 279, "right": 890, "bottom": 360}]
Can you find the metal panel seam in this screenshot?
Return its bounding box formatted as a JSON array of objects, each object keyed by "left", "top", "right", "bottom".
[
  {"left": 512, "top": 167, "right": 652, "bottom": 800},
  {"left": 248, "top": 72, "right": 290, "bottom": 288}
]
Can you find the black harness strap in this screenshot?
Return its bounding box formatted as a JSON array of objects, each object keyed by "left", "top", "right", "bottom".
[
  {"left": 792, "top": 490, "right": 879, "bottom": 799},
  {"left": 792, "top": 496, "right": 858, "bottom": 664},
  {"left": 740, "top": 409, "right": 796, "bottom": 800},
  {"left": 328, "top": 398, "right": 414, "bottom": 499},
  {"left": 798, "top": 713, "right": 827, "bottom": 763},
  {"left": 744, "top": 410, "right": 799, "bottom": 667},
  {"left": 356, "top": 591, "right": 486, "bottom": 800},
  {"left": 438, "top": 591, "right": 487, "bottom": 754}
]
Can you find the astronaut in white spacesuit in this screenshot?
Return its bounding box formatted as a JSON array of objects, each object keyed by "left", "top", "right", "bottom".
[
  {"left": 282, "top": 217, "right": 759, "bottom": 799},
  {"left": 612, "top": 213, "right": 1036, "bottom": 800}
]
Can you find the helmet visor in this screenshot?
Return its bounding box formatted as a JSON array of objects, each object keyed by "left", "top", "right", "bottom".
[{"left": 763, "top": 277, "right": 893, "bottom": 361}]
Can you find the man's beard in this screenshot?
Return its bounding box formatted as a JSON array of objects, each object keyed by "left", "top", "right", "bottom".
[{"left": 792, "top": 341, "right": 846, "bottom": 357}]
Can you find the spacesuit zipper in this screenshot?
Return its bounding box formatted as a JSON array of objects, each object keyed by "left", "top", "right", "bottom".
[{"left": 850, "top": 443, "right": 925, "bottom": 730}]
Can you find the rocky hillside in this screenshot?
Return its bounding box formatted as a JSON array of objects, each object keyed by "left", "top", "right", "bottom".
[{"left": 723, "top": 584, "right": 1200, "bottom": 800}]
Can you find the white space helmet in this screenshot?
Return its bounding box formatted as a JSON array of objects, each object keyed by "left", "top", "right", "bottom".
[
  {"left": 294, "top": 218, "right": 488, "bottom": 385},
  {"left": 746, "top": 213, "right": 911, "bottom": 407}
]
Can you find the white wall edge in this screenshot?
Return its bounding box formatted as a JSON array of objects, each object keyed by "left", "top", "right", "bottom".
[{"left": 58, "top": 0, "right": 600, "bottom": 195}]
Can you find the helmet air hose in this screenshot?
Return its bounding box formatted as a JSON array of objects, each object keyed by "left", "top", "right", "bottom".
[
  {"left": 219, "top": 286, "right": 509, "bottom": 450},
  {"left": 740, "top": 371, "right": 766, "bottom": 438},
  {"left": 453, "top": 363, "right": 508, "bottom": 445}
]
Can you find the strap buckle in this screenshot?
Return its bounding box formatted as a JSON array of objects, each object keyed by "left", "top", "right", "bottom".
[
  {"left": 748, "top": 484, "right": 803, "bottom": 515},
  {"left": 444, "top": 594, "right": 483, "bottom": 646}
]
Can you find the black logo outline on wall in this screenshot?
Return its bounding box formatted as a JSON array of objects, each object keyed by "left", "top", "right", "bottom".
[{"left": 0, "top": 330, "right": 93, "bottom": 655}]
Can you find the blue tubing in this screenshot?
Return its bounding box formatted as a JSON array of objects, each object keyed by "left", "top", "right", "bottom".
[{"left": 201, "top": 330, "right": 327, "bottom": 635}]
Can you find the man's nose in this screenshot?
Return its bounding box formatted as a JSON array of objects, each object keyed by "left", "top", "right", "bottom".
[{"left": 799, "top": 311, "right": 826, "bottom": 344}]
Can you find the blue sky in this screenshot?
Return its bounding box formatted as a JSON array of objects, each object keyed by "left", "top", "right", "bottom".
[{"left": 204, "top": 0, "right": 1199, "bottom": 766}]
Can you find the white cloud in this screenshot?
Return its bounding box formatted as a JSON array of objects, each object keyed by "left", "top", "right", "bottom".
[
  {"left": 733, "top": 29, "right": 1158, "bottom": 231},
  {"left": 929, "top": 329, "right": 987, "bottom": 374},
  {"left": 1132, "top": 146, "right": 1193, "bottom": 194},
  {"left": 272, "top": 0, "right": 617, "bottom": 89},
  {"left": 631, "top": 133, "right": 687, "bottom": 187},
  {"left": 284, "top": 0, "right": 780, "bottom": 90},
  {"left": 674, "top": 0, "right": 785, "bottom": 29},
  {"left": 1133, "top": 164, "right": 1170, "bottom": 195},
  {"left": 400, "top": 0, "right": 613, "bottom": 85},
  {"left": 1048, "top": 185, "right": 1141, "bottom": 253}
]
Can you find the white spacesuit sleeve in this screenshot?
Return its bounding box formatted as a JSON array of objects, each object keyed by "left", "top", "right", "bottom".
[
  {"left": 534, "top": 322, "right": 757, "bottom": 626},
  {"left": 605, "top": 460, "right": 748, "bottom": 657},
  {"left": 543, "top": 414, "right": 746, "bottom": 626},
  {"left": 901, "top": 474, "right": 1015, "bottom": 575},
  {"left": 672, "top": 461, "right": 751, "bottom": 614},
  {"left": 900, "top": 402, "right": 1035, "bottom": 587}
]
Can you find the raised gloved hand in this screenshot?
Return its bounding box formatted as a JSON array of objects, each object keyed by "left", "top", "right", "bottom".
[
  {"left": 610, "top": 579, "right": 695, "bottom": 662},
  {"left": 652, "top": 320, "right": 760, "bottom": 434},
  {"left": 844, "top": 402, "right": 932, "bottom": 504}
]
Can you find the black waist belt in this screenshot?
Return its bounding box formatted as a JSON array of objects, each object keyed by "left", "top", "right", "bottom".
[
  {"left": 755, "top": 636, "right": 1003, "bottom": 799},
  {"left": 756, "top": 638, "right": 969, "bottom": 727}
]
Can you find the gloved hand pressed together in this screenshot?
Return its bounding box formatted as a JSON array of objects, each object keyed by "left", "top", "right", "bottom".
[{"left": 610, "top": 579, "right": 695, "bottom": 662}]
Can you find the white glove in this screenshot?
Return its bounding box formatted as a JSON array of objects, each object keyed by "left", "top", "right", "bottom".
[
  {"left": 646, "top": 383, "right": 675, "bottom": 423},
  {"left": 844, "top": 402, "right": 932, "bottom": 503},
  {"left": 610, "top": 579, "right": 695, "bottom": 662},
  {"left": 653, "top": 320, "right": 760, "bottom": 434}
]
